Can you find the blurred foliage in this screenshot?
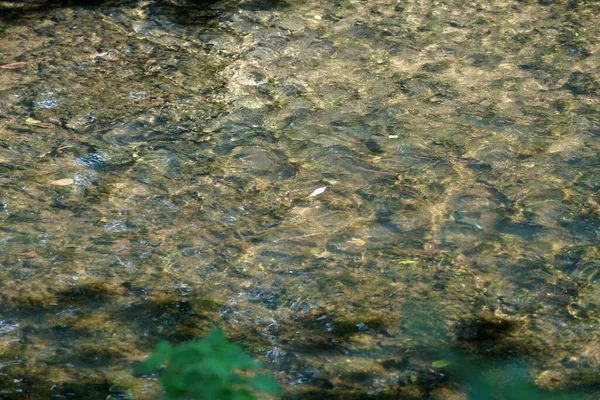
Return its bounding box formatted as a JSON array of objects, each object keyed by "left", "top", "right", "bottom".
[{"left": 135, "top": 328, "right": 282, "bottom": 400}]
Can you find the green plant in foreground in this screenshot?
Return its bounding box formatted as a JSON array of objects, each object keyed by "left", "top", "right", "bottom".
[{"left": 135, "top": 328, "right": 282, "bottom": 400}]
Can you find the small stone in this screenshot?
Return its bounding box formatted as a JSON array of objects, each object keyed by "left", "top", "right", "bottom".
[{"left": 534, "top": 369, "right": 564, "bottom": 390}]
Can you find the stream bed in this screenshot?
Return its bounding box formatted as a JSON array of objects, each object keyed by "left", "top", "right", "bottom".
[{"left": 0, "top": 0, "right": 599, "bottom": 398}]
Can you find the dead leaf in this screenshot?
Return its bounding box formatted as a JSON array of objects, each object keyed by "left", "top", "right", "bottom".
[
  {"left": 25, "top": 118, "right": 53, "bottom": 128},
  {"left": 18, "top": 251, "right": 38, "bottom": 260},
  {"left": 0, "top": 62, "right": 27, "bottom": 70},
  {"left": 51, "top": 178, "right": 74, "bottom": 186},
  {"left": 90, "top": 51, "right": 116, "bottom": 60}
]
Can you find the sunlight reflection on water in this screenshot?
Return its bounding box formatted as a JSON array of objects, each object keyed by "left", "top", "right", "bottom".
[{"left": 0, "top": 0, "right": 599, "bottom": 397}]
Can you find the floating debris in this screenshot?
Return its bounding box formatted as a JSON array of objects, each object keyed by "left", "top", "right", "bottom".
[
  {"left": 308, "top": 186, "right": 327, "bottom": 197},
  {"left": 50, "top": 178, "right": 74, "bottom": 186},
  {"left": 432, "top": 360, "right": 450, "bottom": 368},
  {"left": 25, "top": 118, "right": 53, "bottom": 128},
  {"left": 0, "top": 62, "right": 27, "bottom": 70}
]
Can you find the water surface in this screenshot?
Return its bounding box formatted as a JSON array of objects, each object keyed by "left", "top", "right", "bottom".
[{"left": 0, "top": 0, "right": 599, "bottom": 398}]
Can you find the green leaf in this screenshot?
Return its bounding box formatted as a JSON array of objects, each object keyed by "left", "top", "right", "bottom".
[
  {"left": 156, "top": 341, "right": 174, "bottom": 356},
  {"left": 251, "top": 374, "right": 282, "bottom": 395},
  {"left": 136, "top": 328, "right": 281, "bottom": 400},
  {"left": 432, "top": 359, "right": 450, "bottom": 368},
  {"left": 230, "top": 389, "right": 256, "bottom": 400},
  {"left": 135, "top": 342, "right": 173, "bottom": 374},
  {"left": 204, "top": 328, "right": 227, "bottom": 347}
]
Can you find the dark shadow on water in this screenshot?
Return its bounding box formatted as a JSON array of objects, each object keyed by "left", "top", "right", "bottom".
[
  {"left": 429, "top": 348, "right": 597, "bottom": 400},
  {"left": 280, "top": 347, "right": 599, "bottom": 400},
  {"left": 238, "top": 0, "right": 290, "bottom": 11},
  {"left": 0, "top": 0, "right": 293, "bottom": 21},
  {"left": 0, "top": 0, "right": 125, "bottom": 20},
  {"left": 0, "top": 377, "right": 129, "bottom": 399},
  {"left": 324, "top": 303, "right": 599, "bottom": 399},
  {"left": 0, "top": 0, "right": 220, "bottom": 22}
]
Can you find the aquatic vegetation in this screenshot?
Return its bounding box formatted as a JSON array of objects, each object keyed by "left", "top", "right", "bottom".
[{"left": 136, "top": 328, "right": 282, "bottom": 400}]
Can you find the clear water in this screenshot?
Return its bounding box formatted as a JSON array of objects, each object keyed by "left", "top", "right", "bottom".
[{"left": 0, "top": 0, "right": 599, "bottom": 398}]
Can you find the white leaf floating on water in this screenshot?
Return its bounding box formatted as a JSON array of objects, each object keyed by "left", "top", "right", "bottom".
[{"left": 308, "top": 186, "right": 327, "bottom": 197}]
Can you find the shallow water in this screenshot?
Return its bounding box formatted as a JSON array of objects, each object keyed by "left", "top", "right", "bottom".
[{"left": 0, "top": 0, "right": 599, "bottom": 398}]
